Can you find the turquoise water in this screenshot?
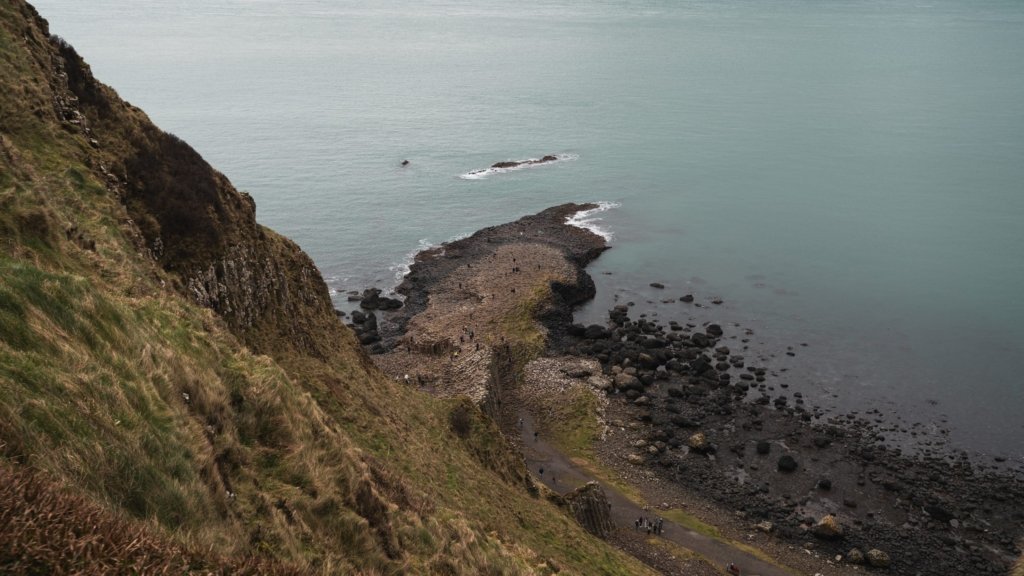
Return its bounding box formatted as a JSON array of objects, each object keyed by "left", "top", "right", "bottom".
[{"left": 34, "top": 0, "right": 1024, "bottom": 459}]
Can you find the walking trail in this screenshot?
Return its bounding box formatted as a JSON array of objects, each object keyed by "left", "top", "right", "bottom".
[{"left": 518, "top": 411, "right": 798, "bottom": 576}]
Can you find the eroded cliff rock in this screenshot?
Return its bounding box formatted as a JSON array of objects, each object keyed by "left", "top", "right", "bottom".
[{"left": 564, "top": 481, "right": 614, "bottom": 539}]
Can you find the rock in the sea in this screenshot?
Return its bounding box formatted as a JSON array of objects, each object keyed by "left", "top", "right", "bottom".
[
  {"left": 777, "top": 454, "right": 798, "bottom": 472},
  {"left": 865, "top": 549, "right": 891, "bottom": 568},
  {"left": 650, "top": 282, "right": 665, "bottom": 289},
  {"left": 564, "top": 481, "right": 614, "bottom": 539},
  {"left": 812, "top": 514, "right": 843, "bottom": 540},
  {"left": 584, "top": 324, "right": 610, "bottom": 340},
  {"left": 359, "top": 287, "right": 386, "bottom": 310},
  {"left": 706, "top": 323, "right": 724, "bottom": 337},
  {"left": 680, "top": 294, "right": 694, "bottom": 303}
]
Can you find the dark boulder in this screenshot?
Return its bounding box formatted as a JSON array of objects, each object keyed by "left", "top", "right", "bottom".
[
  {"left": 359, "top": 287, "right": 383, "bottom": 310},
  {"left": 641, "top": 337, "right": 667, "bottom": 349},
  {"left": 584, "top": 324, "right": 610, "bottom": 340},
  {"left": 377, "top": 296, "right": 403, "bottom": 310},
  {"left": 690, "top": 333, "right": 710, "bottom": 348},
  {"left": 924, "top": 504, "right": 955, "bottom": 523},
  {"left": 671, "top": 415, "right": 701, "bottom": 429},
  {"left": 777, "top": 454, "right": 798, "bottom": 472}
]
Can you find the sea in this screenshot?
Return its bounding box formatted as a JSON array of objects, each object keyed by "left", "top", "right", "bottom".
[{"left": 33, "top": 0, "right": 1024, "bottom": 463}]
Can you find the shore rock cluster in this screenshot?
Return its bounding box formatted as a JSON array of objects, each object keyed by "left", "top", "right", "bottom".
[{"left": 556, "top": 301, "right": 1023, "bottom": 575}]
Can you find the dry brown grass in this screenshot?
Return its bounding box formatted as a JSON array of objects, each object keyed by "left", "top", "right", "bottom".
[{"left": 0, "top": 461, "right": 302, "bottom": 575}]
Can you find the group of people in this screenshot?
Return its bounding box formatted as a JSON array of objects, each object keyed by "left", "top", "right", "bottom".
[{"left": 634, "top": 515, "right": 664, "bottom": 535}]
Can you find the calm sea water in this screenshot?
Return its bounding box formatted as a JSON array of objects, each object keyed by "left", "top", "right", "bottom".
[{"left": 34, "top": 0, "right": 1024, "bottom": 461}]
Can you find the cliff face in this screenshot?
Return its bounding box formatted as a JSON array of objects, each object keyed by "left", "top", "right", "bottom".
[
  {"left": 0, "top": 2, "right": 652, "bottom": 574},
  {"left": 49, "top": 24, "right": 340, "bottom": 359}
]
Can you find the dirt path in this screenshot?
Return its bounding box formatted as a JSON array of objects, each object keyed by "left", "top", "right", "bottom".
[{"left": 517, "top": 412, "right": 799, "bottom": 576}]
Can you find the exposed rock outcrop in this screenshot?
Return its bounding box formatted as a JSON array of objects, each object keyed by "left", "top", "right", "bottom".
[
  {"left": 564, "top": 482, "right": 614, "bottom": 539},
  {"left": 41, "top": 27, "right": 342, "bottom": 358},
  {"left": 490, "top": 155, "right": 559, "bottom": 169}
]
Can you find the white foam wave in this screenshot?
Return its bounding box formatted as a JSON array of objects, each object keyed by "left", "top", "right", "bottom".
[
  {"left": 389, "top": 238, "right": 435, "bottom": 286},
  {"left": 566, "top": 201, "right": 620, "bottom": 242},
  {"left": 459, "top": 153, "right": 579, "bottom": 180},
  {"left": 388, "top": 232, "right": 470, "bottom": 287}
]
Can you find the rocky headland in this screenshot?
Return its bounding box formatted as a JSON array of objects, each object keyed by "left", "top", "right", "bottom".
[{"left": 356, "top": 204, "right": 1024, "bottom": 576}]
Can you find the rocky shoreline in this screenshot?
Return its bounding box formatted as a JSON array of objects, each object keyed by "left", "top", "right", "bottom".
[{"left": 350, "top": 204, "right": 1023, "bottom": 575}]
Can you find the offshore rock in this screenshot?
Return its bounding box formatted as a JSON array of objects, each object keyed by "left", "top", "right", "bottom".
[{"left": 564, "top": 482, "right": 614, "bottom": 539}]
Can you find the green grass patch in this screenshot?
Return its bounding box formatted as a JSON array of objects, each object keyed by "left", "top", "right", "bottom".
[{"left": 661, "top": 509, "right": 723, "bottom": 539}]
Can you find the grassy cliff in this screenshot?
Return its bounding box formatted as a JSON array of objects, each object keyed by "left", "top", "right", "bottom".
[{"left": 0, "top": 2, "right": 653, "bottom": 574}]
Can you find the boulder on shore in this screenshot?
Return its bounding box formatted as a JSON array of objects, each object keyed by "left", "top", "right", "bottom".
[
  {"left": 866, "top": 549, "right": 891, "bottom": 568},
  {"left": 777, "top": 454, "right": 798, "bottom": 472},
  {"left": 812, "top": 514, "right": 844, "bottom": 540}
]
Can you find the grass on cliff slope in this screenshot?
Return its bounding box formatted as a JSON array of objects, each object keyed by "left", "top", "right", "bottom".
[
  {"left": 0, "top": 5, "right": 659, "bottom": 573},
  {"left": 0, "top": 252, "right": 651, "bottom": 574}
]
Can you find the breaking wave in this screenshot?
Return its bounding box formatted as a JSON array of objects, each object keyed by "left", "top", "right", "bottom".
[
  {"left": 566, "top": 201, "right": 620, "bottom": 242},
  {"left": 389, "top": 233, "right": 471, "bottom": 285}
]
